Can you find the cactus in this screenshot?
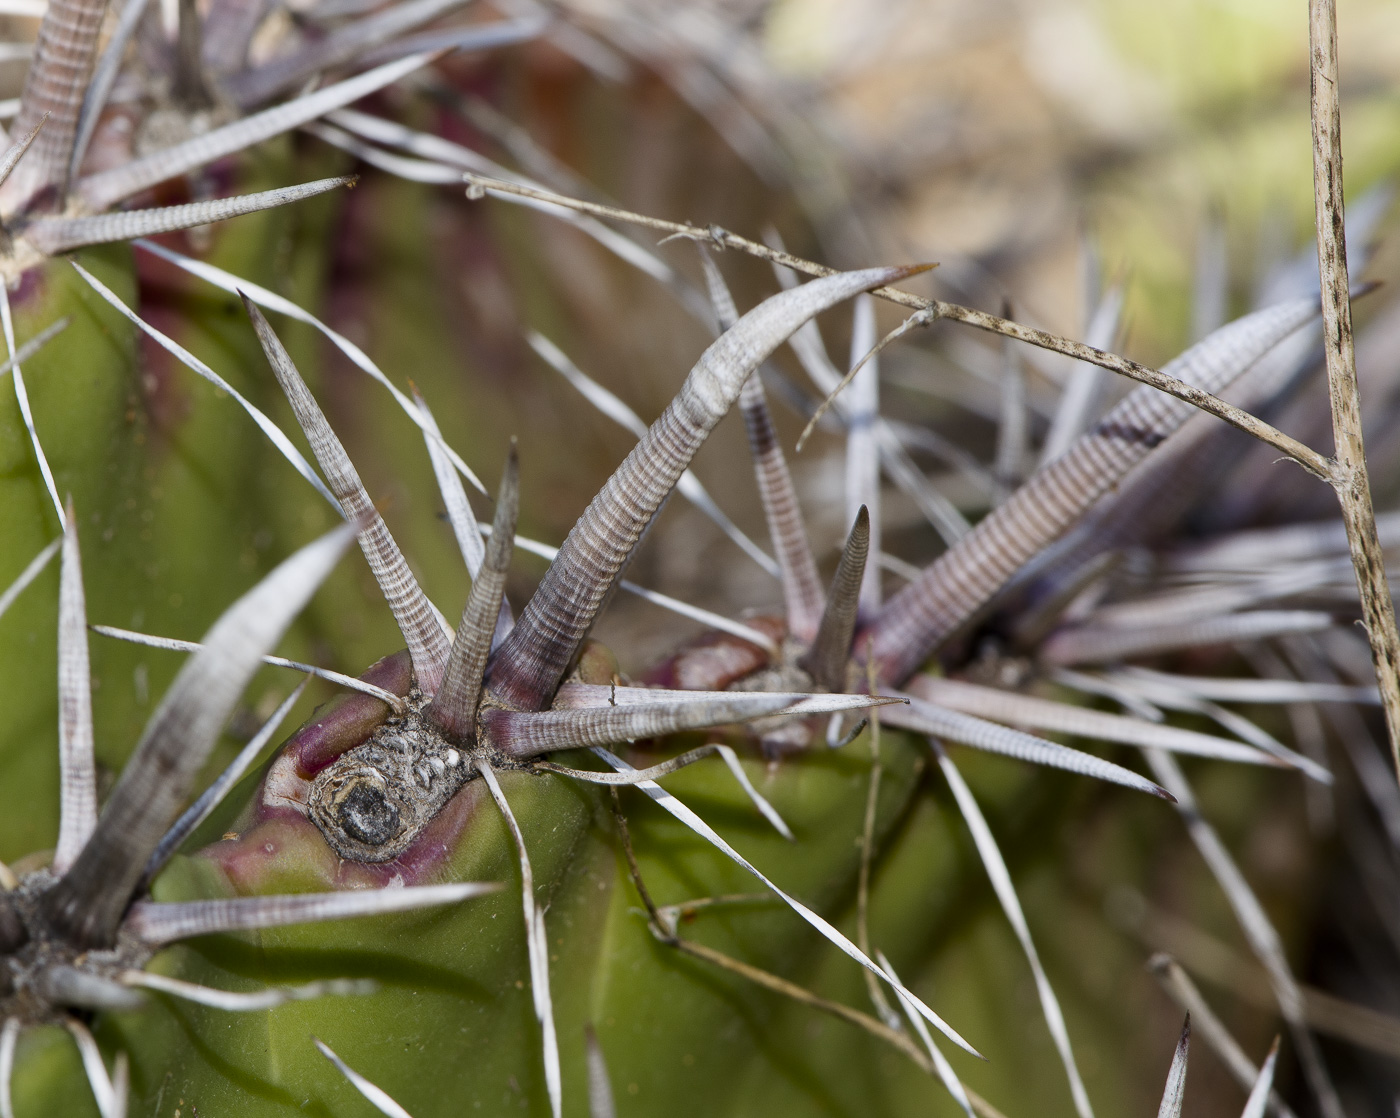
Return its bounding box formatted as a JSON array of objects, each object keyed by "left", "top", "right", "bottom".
[{"left": 1, "top": 1, "right": 1399, "bottom": 1116}]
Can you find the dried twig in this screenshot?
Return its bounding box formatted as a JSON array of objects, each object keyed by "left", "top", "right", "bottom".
[
  {"left": 463, "top": 173, "right": 1332, "bottom": 479},
  {"left": 855, "top": 677, "right": 896, "bottom": 1026},
  {"left": 1308, "top": 0, "right": 1400, "bottom": 778}
]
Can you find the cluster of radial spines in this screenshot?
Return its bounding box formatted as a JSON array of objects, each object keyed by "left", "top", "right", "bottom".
[
  {"left": 479, "top": 265, "right": 922, "bottom": 715},
  {"left": 198, "top": 253, "right": 937, "bottom": 1118},
  {"left": 0, "top": 498, "right": 502, "bottom": 1115},
  {"left": 538, "top": 223, "right": 1352, "bottom": 1118},
  {"left": 720, "top": 283, "right": 1325, "bottom": 695},
  {"left": 669, "top": 259, "right": 1400, "bottom": 948},
  {"left": 482, "top": 218, "right": 1341, "bottom": 811},
  {"left": 462, "top": 173, "right": 1376, "bottom": 728},
  {"left": 0, "top": 0, "right": 513, "bottom": 278},
  {"left": 684, "top": 244, "right": 1329, "bottom": 732},
  {"left": 239, "top": 263, "right": 911, "bottom": 795}
]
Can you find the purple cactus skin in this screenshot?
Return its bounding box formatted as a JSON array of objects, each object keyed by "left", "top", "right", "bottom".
[
  {"left": 200, "top": 650, "right": 462, "bottom": 892},
  {"left": 643, "top": 620, "right": 780, "bottom": 692},
  {"left": 204, "top": 643, "right": 596, "bottom": 893}
]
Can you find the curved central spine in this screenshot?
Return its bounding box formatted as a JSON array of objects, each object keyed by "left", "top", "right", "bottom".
[{"left": 485, "top": 265, "right": 918, "bottom": 711}]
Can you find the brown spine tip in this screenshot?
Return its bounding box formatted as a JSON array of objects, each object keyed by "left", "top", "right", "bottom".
[{"left": 887, "top": 262, "right": 939, "bottom": 281}]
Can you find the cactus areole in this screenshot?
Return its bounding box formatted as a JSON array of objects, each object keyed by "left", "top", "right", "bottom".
[
  {"left": 0, "top": 523, "right": 483, "bottom": 1015},
  {"left": 225, "top": 269, "right": 919, "bottom": 871},
  {"left": 0, "top": 871, "right": 153, "bottom": 1023},
  {"left": 297, "top": 664, "right": 533, "bottom": 866}
]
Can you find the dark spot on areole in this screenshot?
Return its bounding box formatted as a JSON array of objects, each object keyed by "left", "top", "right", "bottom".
[
  {"left": 338, "top": 782, "right": 401, "bottom": 847},
  {"left": 307, "top": 693, "right": 486, "bottom": 863}
]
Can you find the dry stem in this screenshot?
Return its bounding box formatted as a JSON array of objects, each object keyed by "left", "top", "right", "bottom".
[
  {"left": 856, "top": 686, "right": 894, "bottom": 1024},
  {"left": 1309, "top": 0, "right": 1400, "bottom": 779},
  {"left": 463, "top": 173, "right": 1332, "bottom": 479}
]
